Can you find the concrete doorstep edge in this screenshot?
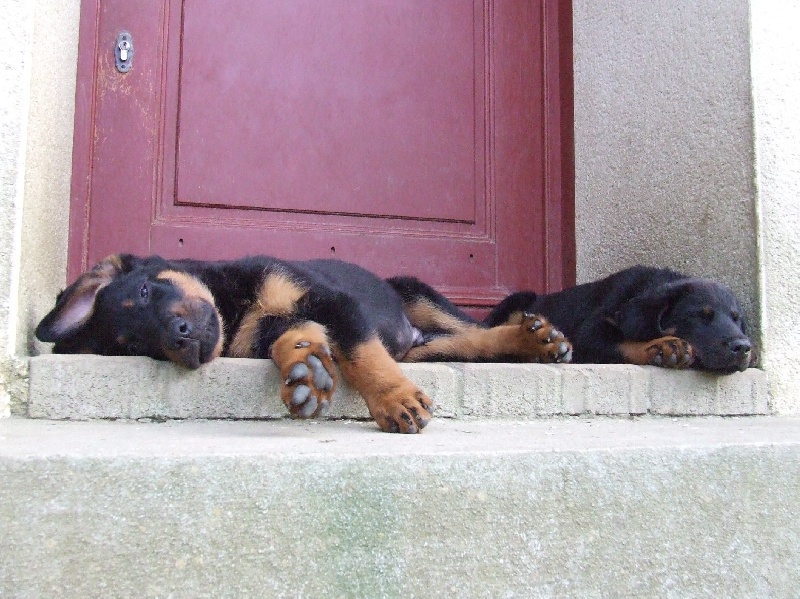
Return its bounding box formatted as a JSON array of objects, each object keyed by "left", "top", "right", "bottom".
[{"left": 26, "top": 354, "right": 770, "bottom": 421}]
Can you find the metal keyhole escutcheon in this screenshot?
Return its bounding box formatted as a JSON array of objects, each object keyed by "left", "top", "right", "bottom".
[{"left": 115, "top": 31, "right": 133, "bottom": 73}]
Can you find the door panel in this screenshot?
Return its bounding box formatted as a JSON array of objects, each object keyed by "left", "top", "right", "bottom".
[
  {"left": 177, "top": 1, "right": 478, "bottom": 222},
  {"left": 69, "top": 0, "right": 574, "bottom": 310}
]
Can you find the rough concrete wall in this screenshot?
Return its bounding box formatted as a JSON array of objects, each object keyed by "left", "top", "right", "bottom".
[
  {"left": 18, "top": 0, "right": 79, "bottom": 359},
  {"left": 0, "top": 0, "right": 35, "bottom": 417},
  {"left": 572, "top": 1, "right": 759, "bottom": 324},
  {"left": 751, "top": 1, "right": 800, "bottom": 414},
  {"left": 0, "top": 0, "right": 79, "bottom": 414}
]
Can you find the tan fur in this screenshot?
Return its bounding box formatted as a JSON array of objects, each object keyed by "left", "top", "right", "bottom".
[
  {"left": 228, "top": 311, "right": 262, "bottom": 358},
  {"left": 157, "top": 269, "right": 224, "bottom": 360},
  {"left": 502, "top": 310, "right": 526, "bottom": 326},
  {"left": 270, "top": 322, "right": 337, "bottom": 416},
  {"left": 269, "top": 321, "right": 329, "bottom": 366},
  {"left": 403, "top": 315, "right": 569, "bottom": 363},
  {"left": 404, "top": 299, "right": 477, "bottom": 334},
  {"left": 157, "top": 270, "right": 216, "bottom": 306},
  {"left": 618, "top": 336, "right": 694, "bottom": 368},
  {"left": 100, "top": 253, "right": 123, "bottom": 272},
  {"left": 228, "top": 272, "right": 307, "bottom": 358},
  {"left": 86, "top": 254, "right": 123, "bottom": 282},
  {"left": 335, "top": 337, "right": 432, "bottom": 433}
]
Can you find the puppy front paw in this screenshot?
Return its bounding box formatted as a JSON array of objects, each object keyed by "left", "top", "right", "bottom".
[{"left": 644, "top": 336, "right": 694, "bottom": 369}]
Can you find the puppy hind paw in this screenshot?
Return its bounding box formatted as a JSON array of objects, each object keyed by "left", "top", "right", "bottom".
[{"left": 522, "top": 312, "right": 573, "bottom": 363}]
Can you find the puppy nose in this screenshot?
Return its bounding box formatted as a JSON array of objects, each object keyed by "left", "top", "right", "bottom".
[
  {"left": 171, "top": 316, "right": 192, "bottom": 339},
  {"left": 728, "top": 338, "right": 751, "bottom": 354}
]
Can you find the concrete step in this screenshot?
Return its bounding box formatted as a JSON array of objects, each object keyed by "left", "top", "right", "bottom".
[
  {"left": 27, "top": 355, "right": 769, "bottom": 420},
  {"left": 1, "top": 416, "right": 798, "bottom": 597}
]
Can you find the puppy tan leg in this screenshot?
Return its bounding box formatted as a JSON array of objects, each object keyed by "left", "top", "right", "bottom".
[
  {"left": 336, "top": 338, "right": 432, "bottom": 434},
  {"left": 271, "top": 322, "right": 337, "bottom": 418},
  {"left": 403, "top": 313, "right": 572, "bottom": 363},
  {"left": 618, "top": 336, "right": 695, "bottom": 368}
]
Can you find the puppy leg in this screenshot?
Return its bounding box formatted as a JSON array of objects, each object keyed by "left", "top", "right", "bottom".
[
  {"left": 335, "top": 337, "right": 432, "bottom": 434},
  {"left": 270, "top": 322, "right": 337, "bottom": 418},
  {"left": 390, "top": 279, "right": 570, "bottom": 362},
  {"left": 404, "top": 313, "right": 572, "bottom": 363},
  {"left": 298, "top": 288, "right": 432, "bottom": 433},
  {"left": 618, "top": 336, "right": 695, "bottom": 368}
]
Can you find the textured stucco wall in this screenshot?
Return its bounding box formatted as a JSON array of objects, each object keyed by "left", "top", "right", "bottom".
[
  {"left": 573, "top": 0, "right": 800, "bottom": 412},
  {"left": 0, "top": 0, "right": 35, "bottom": 416},
  {"left": 751, "top": 1, "right": 800, "bottom": 414},
  {"left": 572, "top": 0, "right": 759, "bottom": 320},
  {"left": 17, "top": 0, "right": 79, "bottom": 359},
  {"left": 0, "top": 0, "right": 78, "bottom": 414}
]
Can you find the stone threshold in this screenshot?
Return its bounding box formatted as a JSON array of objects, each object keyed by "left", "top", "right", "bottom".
[{"left": 27, "top": 354, "right": 769, "bottom": 421}]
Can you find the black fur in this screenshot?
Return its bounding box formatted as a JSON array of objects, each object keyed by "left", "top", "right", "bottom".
[
  {"left": 36, "top": 254, "right": 573, "bottom": 432},
  {"left": 485, "top": 265, "right": 753, "bottom": 373},
  {"left": 36, "top": 255, "right": 443, "bottom": 364}
]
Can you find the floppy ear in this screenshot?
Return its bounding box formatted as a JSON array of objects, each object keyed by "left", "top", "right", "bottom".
[
  {"left": 613, "top": 281, "right": 690, "bottom": 340},
  {"left": 35, "top": 254, "right": 130, "bottom": 342}
]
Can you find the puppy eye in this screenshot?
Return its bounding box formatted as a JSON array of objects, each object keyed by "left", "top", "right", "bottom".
[
  {"left": 139, "top": 283, "right": 149, "bottom": 301},
  {"left": 127, "top": 340, "right": 142, "bottom": 355},
  {"left": 731, "top": 311, "right": 740, "bottom": 322},
  {"left": 700, "top": 308, "right": 715, "bottom": 322}
]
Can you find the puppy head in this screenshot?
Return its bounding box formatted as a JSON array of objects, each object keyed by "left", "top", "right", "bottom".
[
  {"left": 36, "top": 254, "right": 223, "bottom": 369},
  {"left": 662, "top": 280, "right": 752, "bottom": 372},
  {"left": 616, "top": 278, "right": 753, "bottom": 373}
]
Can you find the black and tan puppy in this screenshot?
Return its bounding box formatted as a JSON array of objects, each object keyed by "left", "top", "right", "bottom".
[
  {"left": 485, "top": 265, "right": 753, "bottom": 373},
  {"left": 36, "top": 254, "right": 572, "bottom": 433}
]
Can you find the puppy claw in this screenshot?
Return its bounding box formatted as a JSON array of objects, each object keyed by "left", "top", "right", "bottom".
[
  {"left": 400, "top": 412, "right": 419, "bottom": 434},
  {"left": 409, "top": 407, "right": 431, "bottom": 429},
  {"left": 524, "top": 313, "right": 544, "bottom": 332},
  {"left": 369, "top": 388, "right": 432, "bottom": 434},
  {"left": 518, "top": 314, "right": 573, "bottom": 363},
  {"left": 643, "top": 336, "right": 694, "bottom": 369}
]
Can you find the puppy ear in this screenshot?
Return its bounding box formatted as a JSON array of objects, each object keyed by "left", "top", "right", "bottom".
[
  {"left": 613, "top": 281, "right": 689, "bottom": 340},
  {"left": 35, "top": 254, "right": 129, "bottom": 342}
]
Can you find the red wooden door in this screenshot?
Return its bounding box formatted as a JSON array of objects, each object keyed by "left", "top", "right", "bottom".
[{"left": 69, "top": 1, "right": 574, "bottom": 311}]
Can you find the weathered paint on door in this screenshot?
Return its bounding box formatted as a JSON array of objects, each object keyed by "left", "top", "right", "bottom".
[{"left": 69, "top": 0, "right": 574, "bottom": 310}]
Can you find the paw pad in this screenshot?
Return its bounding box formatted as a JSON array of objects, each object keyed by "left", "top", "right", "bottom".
[
  {"left": 279, "top": 341, "right": 337, "bottom": 418},
  {"left": 522, "top": 313, "right": 573, "bottom": 363}
]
